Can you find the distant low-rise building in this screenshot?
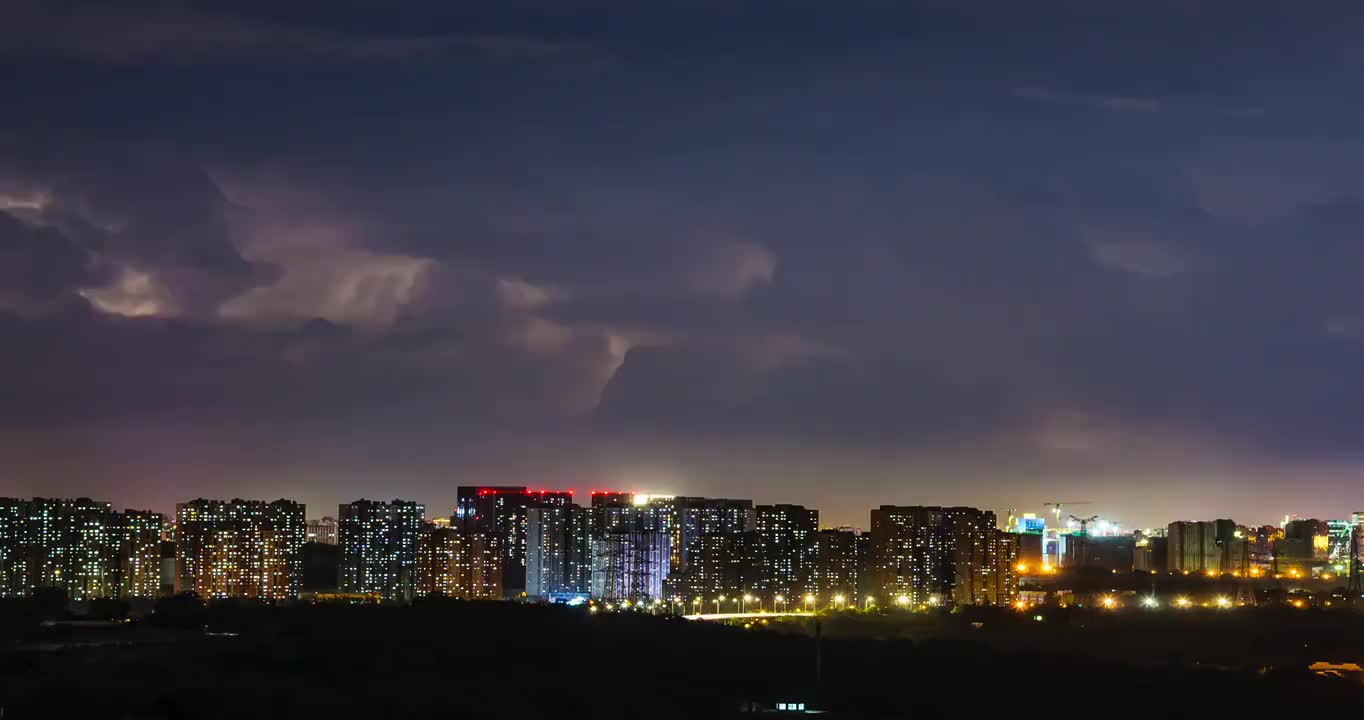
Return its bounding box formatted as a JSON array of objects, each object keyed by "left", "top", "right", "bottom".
[
  {"left": 306, "top": 517, "right": 338, "bottom": 545},
  {"left": 1134, "top": 536, "right": 1168, "bottom": 573}
]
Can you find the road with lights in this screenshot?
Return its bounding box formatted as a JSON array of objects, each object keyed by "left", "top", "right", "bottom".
[{"left": 682, "top": 611, "right": 817, "bottom": 621}]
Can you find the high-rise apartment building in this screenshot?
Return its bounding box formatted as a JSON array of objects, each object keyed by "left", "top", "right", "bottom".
[
  {"left": 811, "top": 527, "right": 866, "bottom": 600},
  {"left": 525, "top": 504, "right": 590, "bottom": 599},
  {"left": 416, "top": 526, "right": 503, "bottom": 600},
  {"left": 664, "top": 532, "right": 748, "bottom": 601},
  {"left": 753, "top": 504, "right": 818, "bottom": 597},
  {"left": 590, "top": 529, "right": 670, "bottom": 602},
  {"left": 176, "top": 499, "right": 306, "bottom": 600},
  {"left": 588, "top": 492, "right": 637, "bottom": 537},
  {"left": 869, "top": 506, "right": 1016, "bottom": 606},
  {"left": 0, "top": 499, "right": 165, "bottom": 600},
  {"left": 1167, "top": 521, "right": 1220, "bottom": 573},
  {"left": 27, "top": 498, "right": 122, "bottom": 601},
  {"left": 338, "top": 499, "right": 425, "bottom": 602},
  {"left": 454, "top": 486, "right": 574, "bottom": 597},
  {"left": 674, "top": 497, "right": 755, "bottom": 570},
  {"left": 120, "top": 510, "right": 164, "bottom": 599},
  {"left": 0, "top": 498, "right": 34, "bottom": 598}
]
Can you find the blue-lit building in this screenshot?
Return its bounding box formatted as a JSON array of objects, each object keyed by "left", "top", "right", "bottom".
[{"left": 525, "top": 504, "right": 591, "bottom": 600}]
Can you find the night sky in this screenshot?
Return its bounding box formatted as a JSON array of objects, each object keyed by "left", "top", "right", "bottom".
[{"left": 4, "top": 0, "right": 1364, "bottom": 529}]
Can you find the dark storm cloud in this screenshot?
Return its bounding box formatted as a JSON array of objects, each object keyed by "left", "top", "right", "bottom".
[
  {"left": 0, "top": 144, "right": 278, "bottom": 317},
  {"left": 7, "top": 0, "right": 1364, "bottom": 525},
  {"left": 0, "top": 211, "right": 109, "bottom": 313}
]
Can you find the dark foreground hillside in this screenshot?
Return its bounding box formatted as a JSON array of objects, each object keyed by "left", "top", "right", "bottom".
[{"left": 1, "top": 599, "right": 1361, "bottom": 718}]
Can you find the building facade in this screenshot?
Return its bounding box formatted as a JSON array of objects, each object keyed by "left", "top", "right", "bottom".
[
  {"left": 753, "top": 504, "right": 818, "bottom": 598},
  {"left": 0, "top": 498, "right": 30, "bottom": 598},
  {"left": 525, "top": 504, "right": 591, "bottom": 600},
  {"left": 1063, "top": 535, "right": 1134, "bottom": 572},
  {"left": 176, "top": 499, "right": 306, "bottom": 600},
  {"left": 0, "top": 499, "right": 165, "bottom": 600},
  {"left": 811, "top": 527, "right": 866, "bottom": 600},
  {"left": 416, "top": 526, "right": 503, "bottom": 600},
  {"left": 455, "top": 487, "right": 575, "bottom": 597},
  {"left": 338, "top": 499, "right": 425, "bottom": 602},
  {"left": 306, "top": 517, "right": 338, "bottom": 545},
  {"left": 28, "top": 498, "right": 123, "bottom": 601},
  {"left": 869, "top": 506, "right": 1016, "bottom": 606},
  {"left": 1134, "top": 536, "right": 1168, "bottom": 573},
  {"left": 1167, "top": 521, "right": 1220, "bottom": 573},
  {"left": 121, "top": 510, "right": 164, "bottom": 599},
  {"left": 590, "top": 529, "right": 670, "bottom": 602}
]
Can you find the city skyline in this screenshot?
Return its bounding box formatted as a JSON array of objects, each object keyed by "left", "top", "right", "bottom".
[
  {"left": 3, "top": 480, "right": 1358, "bottom": 535},
  {"left": 8, "top": 2, "right": 1364, "bottom": 529},
  {"left": 8, "top": 487, "right": 1357, "bottom": 612}
]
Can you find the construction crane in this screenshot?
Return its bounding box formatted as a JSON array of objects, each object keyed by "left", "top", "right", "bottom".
[
  {"left": 1043, "top": 501, "right": 1091, "bottom": 525},
  {"left": 1069, "top": 515, "right": 1099, "bottom": 536},
  {"left": 1068, "top": 514, "right": 1100, "bottom": 570}
]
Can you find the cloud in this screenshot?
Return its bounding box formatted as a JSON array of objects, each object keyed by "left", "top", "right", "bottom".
[
  {"left": 1, "top": 147, "right": 279, "bottom": 319},
  {"left": 217, "top": 215, "right": 435, "bottom": 330},
  {"left": 1012, "top": 86, "right": 1163, "bottom": 114},
  {"left": 687, "top": 240, "right": 777, "bottom": 299},
  {"left": 0, "top": 2, "right": 593, "bottom": 65},
  {"left": 496, "top": 278, "right": 569, "bottom": 311},
  {"left": 79, "top": 266, "right": 174, "bottom": 318},
  {"left": 1086, "top": 235, "right": 1193, "bottom": 279},
  {"left": 1187, "top": 140, "right": 1364, "bottom": 224},
  {"left": 1323, "top": 314, "right": 1364, "bottom": 340},
  {"left": 0, "top": 210, "right": 110, "bottom": 314}
]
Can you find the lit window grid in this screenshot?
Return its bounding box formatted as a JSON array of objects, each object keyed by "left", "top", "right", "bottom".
[{"left": 177, "top": 499, "right": 305, "bottom": 600}]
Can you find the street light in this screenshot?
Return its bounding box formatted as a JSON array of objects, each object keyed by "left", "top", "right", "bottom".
[
  {"left": 804, "top": 594, "right": 815, "bottom": 612},
  {"left": 1141, "top": 596, "right": 1158, "bottom": 608},
  {"left": 1174, "top": 596, "right": 1191, "bottom": 608},
  {"left": 716, "top": 596, "right": 725, "bottom": 615},
  {"left": 1215, "top": 596, "right": 1231, "bottom": 609},
  {"left": 896, "top": 594, "right": 910, "bottom": 608},
  {"left": 775, "top": 595, "right": 786, "bottom": 612},
  {"left": 927, "top": 594, "right": 941, "bottom": 607},
  {"left": 1100, "top": 595, "right": 1116, "bottom": 609},
  {"left": 864, "top": 595, "right": 875, "bottom": 610},
  {"left": 742, "top": 594, "right": 754, "bottom": 613},
  {"left": 834, "top": 594, "right": 846, "bottom": 610},
  {"left": 693, "top": 596, "right": 703, "bottom": 614}
]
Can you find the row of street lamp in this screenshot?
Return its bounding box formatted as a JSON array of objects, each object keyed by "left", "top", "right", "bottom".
[{"left": 681, "top": 592, "right": 946, "bottom": 614}]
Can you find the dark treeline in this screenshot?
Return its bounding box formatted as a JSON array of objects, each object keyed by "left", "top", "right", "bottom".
[{"left": 1, "top": 597, "right": 1361, "bottom": 718}]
